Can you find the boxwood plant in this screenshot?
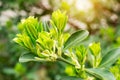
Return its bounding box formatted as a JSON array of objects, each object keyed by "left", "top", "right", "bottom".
[{"left": 13, "top": 10, "right": 120, "bottom": 80}]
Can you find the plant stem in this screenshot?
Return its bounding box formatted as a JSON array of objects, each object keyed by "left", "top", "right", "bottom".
[
  {"left": 94, "top": 56, "right": 97, "bottom": 68},
  {"left": 57, "top": 57, "right": 75, "bottom": 66},
  {"left": 81, "top": 64, "right": 84, "bottom": 71}
]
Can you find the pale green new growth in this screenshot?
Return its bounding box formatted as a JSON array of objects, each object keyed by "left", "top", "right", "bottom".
[
  {"left": 89, "top": 42, "right": 101, "bottom": 56},
  {"left": 13, "top": 10, "right": 70, "bottom": 62},
  {"left": 76, "top": 45, "right": 87, "bottom": 65},
  {"left": 50, "top": 10, "right": 68, "bottom": 35},
  {"left": 89, "top": 42, "right": 101, "bottom": 68}
]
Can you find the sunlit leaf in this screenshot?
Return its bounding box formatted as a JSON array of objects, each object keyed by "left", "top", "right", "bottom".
[
  {"left": 89, "top": 42, "right": 101, "bottom": 56},
  {"left": 51, "top": 10, "right": 68, "bottom": 33}
]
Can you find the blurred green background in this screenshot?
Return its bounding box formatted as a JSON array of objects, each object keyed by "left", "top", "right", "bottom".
[{"left": 0, "top": 0, "right": 120, "bottom": 80}]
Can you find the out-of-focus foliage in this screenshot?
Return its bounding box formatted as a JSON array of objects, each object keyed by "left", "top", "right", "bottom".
[{"left": 110, "top": 59, "right": 120, "bottom": 80}]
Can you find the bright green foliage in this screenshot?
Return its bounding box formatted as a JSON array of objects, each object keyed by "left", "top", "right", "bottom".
[
  {"left": 18, "top": 16, "right": 42, "bottom": 44},
  {"left": 89, "top": 42, "right": 102, "bottom": 68},
  {"left": 65, "top": 65, "right": 76, "bottom": 76},
  {"left": 14, "top": 63, "right": 26, "bottom": 76},
  {"left": 110, "top": 58, "right": 120, "bottom": 80},
  {"left": 50, "top": 10, "right": 68, "bottom": 35},
  {"left": 89, "top": 42, "right": 101, "bottom": 56},
  {"left": 13, "top": 10, "right": 72, "bottom": 62},
  {"left": 74, "top": 46, "right": 87, "bottom": 78},
  {"left": 13, "top": 10, "right": 120, "bottom": 80},
  {"left": 37, "top": 31, "right": 54, "bottom": 50},
  {"left": 36, "top": 31, "right": 58, "bottom": 61},
  {"left": 116, "top": 37, "right": 120, "bottom": 44},
  {"left": 13, "top": 33, "right": 34, "bottom": 52},
  {"left": 14, "top": 16, "right": 43, "bottom": 53},
  {"left": 75, "top": 45, "right": 87, "bottom": 65}
]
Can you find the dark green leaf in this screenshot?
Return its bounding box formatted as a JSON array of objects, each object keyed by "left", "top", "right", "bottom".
[
  {"left": 64, "top": 30, "right": 89, "bottom": 50},
  {"left": 19, "top": 53, "right": 44, "bottom": 62},
  {"left": 3, "top": 68, "right": 15, "bottom": 75},
  {"left": 99, "top": 48, "right": 120, "bottom": 68},
  {"left": 86, "top": 68, "right": 115, "bottom": 80}
]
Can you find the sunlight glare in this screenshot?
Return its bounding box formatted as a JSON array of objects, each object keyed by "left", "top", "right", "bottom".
[{"left": 76, "top": 0, "right": 93, "bottom": 11}]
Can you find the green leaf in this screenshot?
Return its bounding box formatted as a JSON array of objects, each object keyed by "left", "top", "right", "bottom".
[
  {"left": 19, "top": 53, "right": 44, "bottom": 62},
  {"left": 3, "top": 68, "right": 15, "bottom": 75},
  {"left": 42, "top": 21, "right": 50, "bottom": 32},
  {"left": 89, "top": 42, "right": 101, "bottom": 56},
  {"left": 64, "top": 30, "right": 89, "bottom": 50},
  {"left": 86, "top": 68, "right": 115, "bottom": 80},
  {"left": 60, "top": 76, "right": 83, "bottom": 80},
  {"left": 51, "top": 10, "right": 68, "bottom": 33},
  {"left": 99, "top": 48, "right": 120, "bottom": 68},
  {"left": 37, "top": 31, "right": 54, "bottom": 50},
  {"left": 75, "top": 45, "right": 87, "bottom": 64},
  {"left": 14, "top": 63, "right": 26, "bottom": 75}
]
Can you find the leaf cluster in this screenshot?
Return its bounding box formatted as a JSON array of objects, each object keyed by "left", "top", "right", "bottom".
[{"left": 13, "top": 10, "right": 120, "bottom": 80}]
